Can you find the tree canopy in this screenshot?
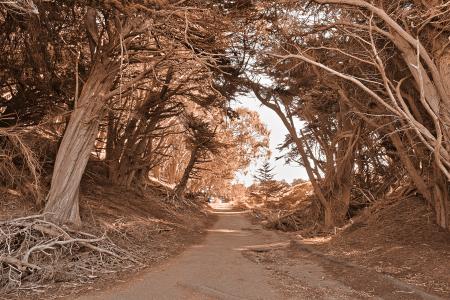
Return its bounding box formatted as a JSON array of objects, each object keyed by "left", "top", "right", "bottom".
[{"left": 0, "top": 0, "right": 448, "bottom": 231}]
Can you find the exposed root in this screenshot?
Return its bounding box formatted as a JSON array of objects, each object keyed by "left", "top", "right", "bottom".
[{"left": 0, "top": 214, "right": 141, "bottom": 295}]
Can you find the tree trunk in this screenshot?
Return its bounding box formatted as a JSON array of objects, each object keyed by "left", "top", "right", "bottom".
[
  {"left": 253, "top": 90, "right": 331, "bottom": 226},
  {"left": 390, "top": 131, "right": 432, "bottom": 200},
  {"left": 44, "top": 60, "right": 118, "bottom": 225},
  {"left": 174, "top": 146, "right": 199, "bottom": 199},
  {"left": 323, "top": 100, "right": 356, "bottom": 226},
  {"left": 106, "top": 110, "right": 116, "bottom": 179},
  {"left": 323, "top": 202, "right": 333, "bottom": 229},
  {"left": 433, "top": 164, "right": 450, "bottom": 229}
]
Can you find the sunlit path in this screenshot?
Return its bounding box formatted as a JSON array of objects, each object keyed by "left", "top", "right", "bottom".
[
  {"left": 77, "top": 207, "right": 375, "bottom": 300},
  {"left": 78, "top": 207, "right": 285, "bottom": 300}
]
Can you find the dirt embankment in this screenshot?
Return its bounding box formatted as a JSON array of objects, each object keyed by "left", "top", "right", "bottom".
[
  {"left": 250, "top": 193, "right": 450, "bottom": 299},
  {"left": 309, "top": 197, "right": 450, "bottom": 298},
  {"left": 0, "top": 178, "right": 215, "bottom": 300}
]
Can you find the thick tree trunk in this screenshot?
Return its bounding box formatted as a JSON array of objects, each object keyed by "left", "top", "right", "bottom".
[
  {"left": 390, "top": 131, "right": 432, "bottom": 200},
  {"left": 44, "top": 60, "right": 118, "bottom": 225},
  {"left": 174, "top": 146, "right": 199, "bottom": 199},
  {"left": 323, "top": 203, "right": 333, "bottom": 229},
  {"left": 433, "top": 164, "right": 450, "bottom": 229},
  {"left": 323, "top": 101, "right": 356, "bottom": 226}
]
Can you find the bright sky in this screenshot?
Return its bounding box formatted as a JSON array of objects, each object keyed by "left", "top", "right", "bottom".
[{"left": 232, "top": 93, "right": 308, "bottom": 186}]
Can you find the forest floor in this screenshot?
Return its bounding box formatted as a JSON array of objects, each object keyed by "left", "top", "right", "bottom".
[
  {"left": 75, "top": 203, "right": 445, "bottom": 300},
  {"left": 0, "top": 178, "right": 215, "bottom": 300}
]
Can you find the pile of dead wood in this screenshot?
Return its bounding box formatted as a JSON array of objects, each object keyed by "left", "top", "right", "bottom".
[
  {"left": 252, "top": 196, "right": 321, "bottom": 232},
  {"left": 0, "top": 214, "right": 140, "bottom": 295},
  {"left": 250, "top": 182, "right": 320, "bottom": 232}
]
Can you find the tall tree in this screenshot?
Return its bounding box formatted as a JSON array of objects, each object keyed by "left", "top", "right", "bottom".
[
  {"left": 41, "top": 1, "right": 231, "bottom": 225},
  {"left": 235, "top": 0, "right": 450, "bottom": 229},
  {"left": 173, "top": 115, "right": 221, "bottom": 200}
]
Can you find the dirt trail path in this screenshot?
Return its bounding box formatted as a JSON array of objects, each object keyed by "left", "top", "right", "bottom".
[{"left": 78, "top": 206, "right": 442, "bottom": 300}]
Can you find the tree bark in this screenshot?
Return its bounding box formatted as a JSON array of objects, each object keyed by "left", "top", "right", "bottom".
[
  {"left": 174, "top": 146, "right": 199, "bottom": 199},
  {"left": 433, "top": 164, "right": 450, "bottom": 229},
  {"left": 44, "top": 59, "right": 118, "bottom": 225}
]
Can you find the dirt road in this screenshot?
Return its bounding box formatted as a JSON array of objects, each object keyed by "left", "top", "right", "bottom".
[{"left": 78, "top": 206, "right": 443, "bottom": 300}]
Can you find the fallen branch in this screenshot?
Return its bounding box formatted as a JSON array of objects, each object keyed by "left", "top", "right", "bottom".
[
  {"left": 0, "top": 215, "right": 141, "bottom": 293},
  {"left": 0, "top": 256, "right": 40, "bottom": 271}
]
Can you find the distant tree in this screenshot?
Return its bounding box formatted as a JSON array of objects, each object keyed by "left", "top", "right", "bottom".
[
  {"left": 254, "top": 161, "right": 283, "bottom": 201},
  {"left": 254, "top": 161, "right": 275, "bottom": 183},
  {"left": 188, "top": 107, "right": 270, "bottom": 198}
]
